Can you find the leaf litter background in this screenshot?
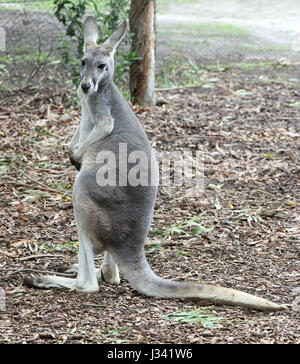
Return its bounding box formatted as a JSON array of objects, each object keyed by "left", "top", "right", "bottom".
[
  {"left": 0, "top": 64, "right": 299, "bottom": 343},
  {"left": 0, "top": 0, "right": 300, "bottom": 345}
]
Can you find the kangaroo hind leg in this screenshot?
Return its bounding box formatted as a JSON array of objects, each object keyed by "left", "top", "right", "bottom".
[
  {"left": 24, "top": 229, "right": 99, "bottom": 293},
  {"left": 75, "top": 229, "right": 99, "bottom": 293}
]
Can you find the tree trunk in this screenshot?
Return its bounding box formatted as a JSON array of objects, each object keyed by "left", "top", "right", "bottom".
[{"left": 129, "top": 0, "right": 156, "bottom": 106}]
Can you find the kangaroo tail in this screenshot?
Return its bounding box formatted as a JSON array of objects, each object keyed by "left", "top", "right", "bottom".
[{"left": 112, "top": 251, "right": 286, "bottom": 312}]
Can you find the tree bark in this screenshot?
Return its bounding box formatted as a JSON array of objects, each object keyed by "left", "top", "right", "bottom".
[{"left": 129, "top": 0, "right": 156, "bottom": 106}]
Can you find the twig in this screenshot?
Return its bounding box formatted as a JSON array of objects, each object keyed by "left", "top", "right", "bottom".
[
  {"left": 19, "top": 254, "right": 65, "bottom": 261},
  {"left": 81, "top": 303, "right": 102, "bottom": 308},
  {"left": 0, "top": 180, "right": 64, "bottom": 195},
  {"left": 0, "top": 250, "right": 15, "bottom": 257},
  {"left": 26, "top": 37, "right": 54, "bottom": 87},
  {"left": 12, "top": 92, "right": 41, "bottom": 112},
  {"left": 0, "top": 105, "right": 12, "bottom": 113},
  {"left": 145, "top": 239, "right": 175, "bottom": 247},
  {"left": 0, "top": 170, "right": 20, "bottom": 176},
  {"left": 1, "top": 173, "right": 67, "bottom": 195},
  {"left": 156, "top": 85, "right": 203, "bottom": 92},
  {"left": 0, "top": 86, "right": 39, "bottom": 106},
  {"left": 58, "top": 203, "right": 73, "bottom": 210},
  {"left": 21, "top": 172, "right": 66, "bottom": 194},
  {"left": 6, "top": 280, "right": 26, "bottom": 294}
]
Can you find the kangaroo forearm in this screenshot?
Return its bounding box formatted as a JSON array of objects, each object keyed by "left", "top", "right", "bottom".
[
  {"left": 74, "top": 119, "right": 114, "bottom": 160},
  {"left": 69, "top": 126, "right": 81, "bottom": 154}
]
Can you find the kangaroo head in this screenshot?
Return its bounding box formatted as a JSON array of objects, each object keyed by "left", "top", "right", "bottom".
[{"left": 80, "top": 16, "right": 128, "bottom": 94}]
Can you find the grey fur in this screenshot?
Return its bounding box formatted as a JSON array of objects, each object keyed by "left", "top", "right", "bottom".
[{"left": 24, "top": 17, "right": 286, "bottom": 312}]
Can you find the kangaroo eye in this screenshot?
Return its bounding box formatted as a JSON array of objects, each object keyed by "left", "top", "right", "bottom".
[
  {"left": 98, "top": 64, "right": 106, "bottom": 70},
  {"left": 81, "top": 60, "right": 86, "bottom": 67}
]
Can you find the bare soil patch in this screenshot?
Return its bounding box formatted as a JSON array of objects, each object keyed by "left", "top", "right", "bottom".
[{"left": 157, "top": 0, "right": 300, "bottom": 64}]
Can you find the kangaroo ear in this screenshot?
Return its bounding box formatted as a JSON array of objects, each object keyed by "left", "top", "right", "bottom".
[
  {"left": 83, "top": 16, "right": 99, "bottom": 49},
  {"left": 103, "top": 20, "right": 128, "bottom": 54}
]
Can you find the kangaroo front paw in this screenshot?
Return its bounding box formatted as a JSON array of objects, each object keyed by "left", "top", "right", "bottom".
[{"left": 69, "top": 154, "right": 81, "bottom": 171}]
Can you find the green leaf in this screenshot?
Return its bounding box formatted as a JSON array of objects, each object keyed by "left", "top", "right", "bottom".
[
  {"left": 53, "top": 0, "right": 132, "bottom": 86},
  {"left": 161, "top": 309, "right": 228, "bottom": 328},
  {"left": 191, "top": 225, "right": 215, "bottom": 236}
]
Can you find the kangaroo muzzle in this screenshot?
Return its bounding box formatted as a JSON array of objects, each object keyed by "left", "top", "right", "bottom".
[{"left": 81, "top": 81, "right": 93, "bottom": 93}]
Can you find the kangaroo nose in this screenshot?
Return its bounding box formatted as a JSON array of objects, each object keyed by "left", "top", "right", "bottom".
[{"left": 81, "top": 82, "right": 91, "bottom": 93}]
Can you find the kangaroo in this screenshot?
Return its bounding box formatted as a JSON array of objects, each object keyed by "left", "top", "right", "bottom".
[{"left": 24, "top": 17, "right": 286, "bottom": 312}]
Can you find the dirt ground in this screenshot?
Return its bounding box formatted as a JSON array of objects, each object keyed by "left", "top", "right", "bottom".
[
  {"left": 157, "top": 0, "right": 300, "bottom": 63},
  {"left": 0, "top": 0, "right": 300, "bottom": 345}
]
